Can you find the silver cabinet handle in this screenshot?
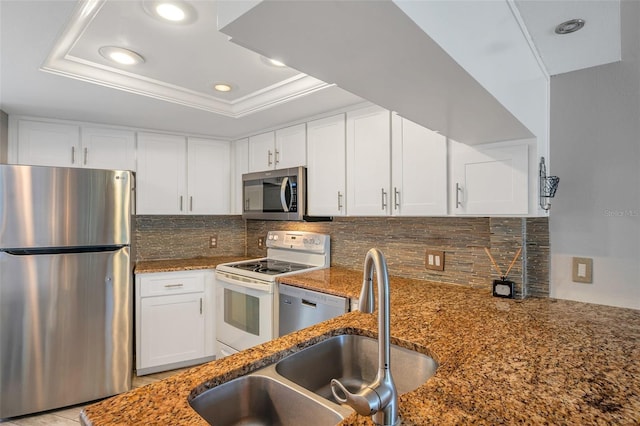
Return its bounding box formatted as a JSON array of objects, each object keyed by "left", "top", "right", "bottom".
[
  {"left": 456, "top": 183, "right": 463, "bottom": 208},
  {"left": 200, "top": 298, "right": 203, "bottom": 315},
  {"left": 337, "top": 191, "right": 343, "bottom": 211},
  {"left": 179, "top": 195, "right": 183, "bottom": 211},
  {"left": 394, "top": 187, "right": 400, "bottom": 210},
  {"left": 381, "top": 188, "right": 387, "bottom": 210},
  {"left": 268, "top": 150, "right": 273, "bottom": 166},
  {"left": 245, "top": 199, "right": 250, "bottom": 211},
  {"left": 71, "top": 146, "right": 76, "bottom": 164},
  {"left": 164, "top": 283, "right": 184, "bottom": 288},
  {"left": 190, "top": 196, "right": 193, "bottom": 212},
  {"left": 83, "top": 147, "right": 88, "bottom": 165},
  {"left": 275, "top": 149, "right": 280, "bottom": 165}
]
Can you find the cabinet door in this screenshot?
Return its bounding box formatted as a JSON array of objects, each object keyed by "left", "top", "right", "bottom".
[
  {"left": 136, "top": 133, "right": 187, "bottom": 215},
  {"left": 275, "top": 123, "right": 306, "bottom": 169},
  {"left": 391, "top": 115, "right": 447, "bottom": 216},
  {"left": 139, "top": 292, "right": 205, "bottom": 369},
  {"left": 17, "top": 120, "right": 80, "bottom": 167},
  {"left": 232, "top": 138, "right": 249, "bottom": 214},
  {"left": 346, "top": 106, "right": 391, "bottom": 216},
  {"left": 248, "top": 131, "right": 275, "bottom": 172},
  {"left": 307, "top": 114, "right": 346, "bottom": 216},
  {"left": 187, "top": 138, "right": 231, "bottom": 214},
  {"left": 452, "top": 141, "right": 528, "bottom": 214},
  {"left": 81, "top": 127, "right": 136, "bottom": 171}
]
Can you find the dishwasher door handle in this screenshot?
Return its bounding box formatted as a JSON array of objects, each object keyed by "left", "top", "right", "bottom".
[{"left": 301, "top": 299, "right": 317, "bottom": 308}]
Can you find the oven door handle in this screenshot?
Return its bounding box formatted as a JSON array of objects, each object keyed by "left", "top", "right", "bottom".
[
  {"left": 280, "top": 176, "right": 292, "bottom": 212},
  {"left": 216, "top": 271, "right": 274, "bottom": 294}
]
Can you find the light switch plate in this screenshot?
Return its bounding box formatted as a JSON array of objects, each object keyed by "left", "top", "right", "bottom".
[
  {"left": 572, "top": 257, "right": 593, "bottom": 283},
  {"left": 425, "top": 250, "right": 445, "bottom": 271}
]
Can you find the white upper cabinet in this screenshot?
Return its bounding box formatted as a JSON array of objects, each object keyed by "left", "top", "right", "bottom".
[
  {"left": 248, "top": 131, "right": 275, "bottom": 172},
  {"left": 187, "top": 138, "right": 231, "bottom": 215},
  {"left": 248, "top": 124, "right": 306, "bottom": 172},
  {"left": 451, "top": 140, "right": 529, "bottom": 215},
  {"left": 346, "top": 106, "right": 391, "bottom": 216},
  {"left": 275, "top": 124, "right": 306, "bottom": 169},
  {"left": 306, "top": 114, "right": 346, "bottom": 216},
  {"left": 137, "top": 133, "right": 231, "bottom": 215},
  {"left": 391, "top": 114, "right": 447, "bottom": 216},
  {"left": 17, "top": 120, "right": 80, "bottom": 167},
  {"left": 81, "top": 127, "right": 135, "bottom": 171},
  {"left": 16, "top": 119, "right": 135, "bottom": 170},
  {"left": 137, "top": 133, "right": 187, "bottom": 215},
  {"left": 231, "top": 138, "right": 249, "bottom": 215}
]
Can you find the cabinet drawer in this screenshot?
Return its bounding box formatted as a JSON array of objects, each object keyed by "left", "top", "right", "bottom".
[{"left": 139, "top": 272, "right": 205, "bottom": 297}]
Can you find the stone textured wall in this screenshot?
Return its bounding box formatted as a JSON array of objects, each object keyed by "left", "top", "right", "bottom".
[
  {"left": 135, "top": 215, "right": 550, "bottom": 297},
  {"left": 134, "top": 215, "right": 245, "bottom": 260}
]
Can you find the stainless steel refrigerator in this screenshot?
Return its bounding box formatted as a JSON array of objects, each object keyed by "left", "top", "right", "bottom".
[{"left": 0, "top": 164, "right": 133, "bottom": 418}]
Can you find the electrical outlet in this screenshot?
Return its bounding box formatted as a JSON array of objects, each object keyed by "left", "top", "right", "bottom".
[
  {"left": 258, "top": 237, "right": 265, "bottom": 249},
  {"left": 572, "top": 257, "right": 593, "bottom": 283},
  {"left": 209, "top": 235, "right": 218, "bottom": 248},
  {"left": 425, "top": 250, "right": 445, "bottom": 271}
]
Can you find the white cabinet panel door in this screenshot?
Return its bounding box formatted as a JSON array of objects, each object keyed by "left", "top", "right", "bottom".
[
  {"left": 137, "top": 133, "right": 187, "bottom": 215},
  {"left": 307, "top": 114, "right": 346, "bottom": 216},
  {"left": 391, "top": 115, "right": 447, "bottom": 216},
  {"left": 275, "top": 123, "right": 306, "bottom": 169},
  {"left": 139, "top": 293, "right": 205, "bottom": 369},
  {"left": 248, "top": 131, "right": 275, "bottom": 172},
  {"left": 187, "top": 138, "right": 231, "bottom": 214},
  {"left": 452, "top": 141, "right": 528, "bottom": 214},
  {"left": 17, "top": 120, "right": 80, "bottom": 167},
  {"left": 346, "top": 106, "right": 391, "bottom": 216},
  {"left": 232, "top": 138, "right": 249, "bottom": 214},
  {"left": 81, "top": 127, "right": 135, "bottom": 171}
]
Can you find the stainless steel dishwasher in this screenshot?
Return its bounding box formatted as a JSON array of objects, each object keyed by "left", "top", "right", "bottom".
[{"left": 279, "top": 284, "right": 349, "bottom": 337}]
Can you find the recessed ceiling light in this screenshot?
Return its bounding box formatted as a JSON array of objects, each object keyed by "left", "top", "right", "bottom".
[
  {"left": 156, "top": 3, "right": 185, "bottom": 21},
  {"left": 260, "top": 56, "right": 287, "bottom": 68},
  {"left": 99, "top": 46, "right": 145, "bottom": 65},
  {"left": 555, "top": 18, "right": 585, "bottom": 35},
  {"left": 142, "top": 1, "right": 197, "bottom": 24},
  {"left": 213, "top": 83, "right": 233, "bottom": 92}
]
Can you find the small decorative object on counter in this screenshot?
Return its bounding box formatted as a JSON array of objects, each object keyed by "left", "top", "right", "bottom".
[{"left": 484, "top": 247, "right": 522, "bottom": 299}]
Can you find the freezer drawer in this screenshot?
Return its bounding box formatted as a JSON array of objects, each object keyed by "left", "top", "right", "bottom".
[
  {"left": 0, "top": 165, "right": 131, "bottom": 249},
  {"left": 0, "top": 247, "right": 132, "bottom": 418},
  {"left": 279, "top": 284, "right": 348, "bottom": 337}
]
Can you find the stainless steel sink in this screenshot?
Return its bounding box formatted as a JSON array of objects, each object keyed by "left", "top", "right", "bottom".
[
  {"left": 189, "top": 374, "right": 344, "bottom": 426},
  {"left": 275, "top": 334, "right": 438, "bottom": 404},
  {"left": 189, "top": 334, "right": 437, "bottom": 425}
]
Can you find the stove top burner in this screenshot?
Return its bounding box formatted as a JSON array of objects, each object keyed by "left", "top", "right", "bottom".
[{"left": 227, "top": 259, "right": 315, "bottom": 276}]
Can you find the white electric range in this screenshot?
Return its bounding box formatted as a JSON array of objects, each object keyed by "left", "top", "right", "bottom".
[{"left": 215, "top": 230, "right": 330, "bottom": 358}]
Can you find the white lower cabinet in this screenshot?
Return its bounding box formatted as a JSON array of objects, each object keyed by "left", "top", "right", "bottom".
[
  {"left": 136, "top": 270, "right": 215, "bottom": 375},
  {"left": 451, "top": 140, "right": 529, "bottom": 215}
]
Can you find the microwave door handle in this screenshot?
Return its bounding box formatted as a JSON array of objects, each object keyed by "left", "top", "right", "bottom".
[{"left": 280, "top": 176, "right": 291, "bottom": 212}]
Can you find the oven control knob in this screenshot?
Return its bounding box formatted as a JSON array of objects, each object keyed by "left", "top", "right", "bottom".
[
  {"left": 273, "top": 235, "right": 279, "bottom": 240},
  {"left": 303, "top": 238, "right": 309, "bottom": 244},
  {"left": 315, "top": 238, "right": 321, "bottom": 245}
]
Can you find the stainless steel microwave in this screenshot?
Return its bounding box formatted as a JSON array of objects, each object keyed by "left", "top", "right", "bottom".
[{"left": 242, "top": 166, "right": 306, "bottom": 221}]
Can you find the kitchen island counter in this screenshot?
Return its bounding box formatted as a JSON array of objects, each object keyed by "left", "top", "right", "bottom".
[{"left": 82, "top": 267, "right": 640, "bottom": 425}]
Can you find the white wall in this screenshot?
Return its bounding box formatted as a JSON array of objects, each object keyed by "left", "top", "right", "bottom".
[
  {"left": 0, "top": 110, "right": 7, "bottom": 163},
  {"left": 549, "top": 0, "right": 640, "bottom": 309}
]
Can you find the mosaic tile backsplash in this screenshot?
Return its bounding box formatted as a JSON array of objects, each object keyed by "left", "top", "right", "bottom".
[{"left": 135, "top": 215, "right": 549, "bottom": 297}]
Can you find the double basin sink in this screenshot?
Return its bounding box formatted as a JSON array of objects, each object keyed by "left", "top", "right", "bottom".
[{"left": 189, "top": 334, "right": 438, "bottom": 425}]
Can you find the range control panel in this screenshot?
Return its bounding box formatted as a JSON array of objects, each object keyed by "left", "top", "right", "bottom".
[{"left": 266, "top": 231, "right": 329, "bottom": 253}]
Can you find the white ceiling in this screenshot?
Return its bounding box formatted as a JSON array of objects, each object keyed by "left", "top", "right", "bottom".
[
  {"left": 0, "top": 0, "right": 623, "bottom": 140},
  {"left": 0, "top": 0, "right": 364, "bottom": 139}
]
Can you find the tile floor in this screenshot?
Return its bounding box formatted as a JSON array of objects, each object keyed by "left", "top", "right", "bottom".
[{"left": 0, "top": 368, "right": 190, "bottom": 425}]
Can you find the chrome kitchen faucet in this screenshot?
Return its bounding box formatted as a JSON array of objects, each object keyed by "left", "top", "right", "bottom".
[{"left": 330, "top": 248, "right": 399, "bottom": 426}]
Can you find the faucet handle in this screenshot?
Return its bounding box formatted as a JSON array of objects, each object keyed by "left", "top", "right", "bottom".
[{"left": 330, "top": 379, "right": 380, "bottom": 416}]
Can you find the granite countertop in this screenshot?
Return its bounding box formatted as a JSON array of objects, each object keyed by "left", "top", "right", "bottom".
[
  {"left": 82, "top": 267, "right": 640, "bottom": 425},
  {"left": 134, "top": 256, "right": 250, "bottom": 273}
]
